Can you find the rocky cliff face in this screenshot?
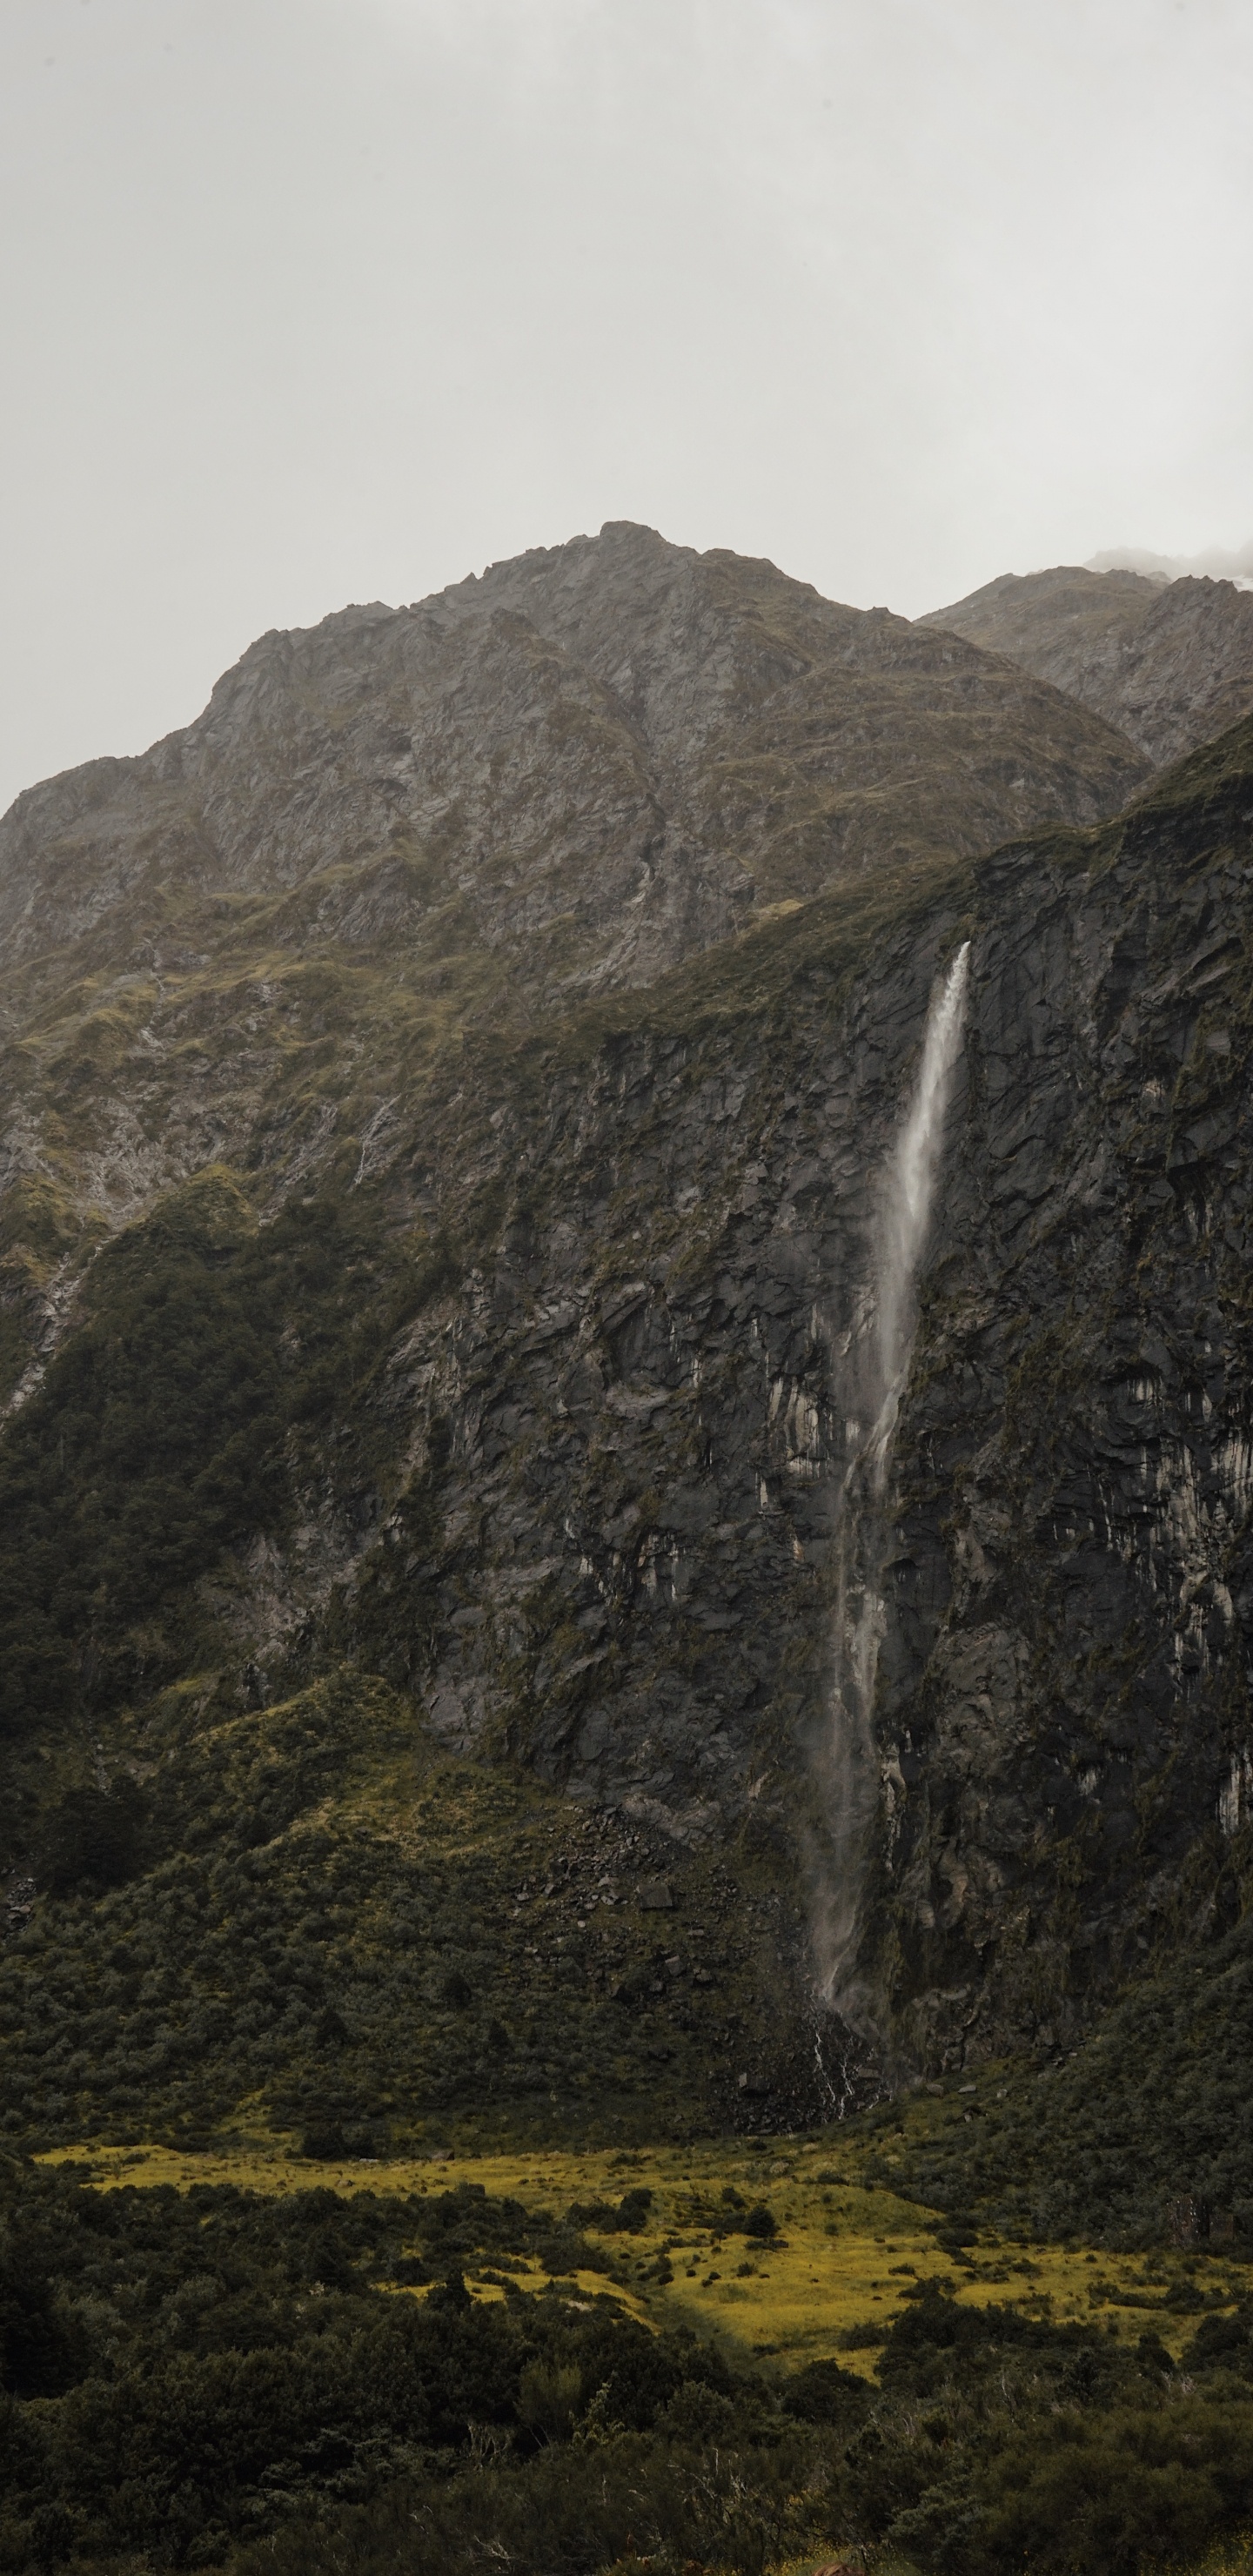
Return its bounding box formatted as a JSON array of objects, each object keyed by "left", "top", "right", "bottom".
[
  {"left": 2, "top": 525, "right": 1252, "bottom": 2117},
  {"left": 867, "top": 728, "right": 1253, "bottom": 2063},
  {"left": 324, "top": 721, "right": 1253, "bottom": 2080},
  {"left": 922, "top": 566, "right": 1253, "bottom": 768}
]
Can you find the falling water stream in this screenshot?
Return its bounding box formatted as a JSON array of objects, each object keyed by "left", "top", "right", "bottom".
[{"left": 814, "top": 942, "right": 971, "bottom": 2025}]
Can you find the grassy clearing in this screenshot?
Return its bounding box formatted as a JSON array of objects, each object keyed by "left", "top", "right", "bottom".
[
  {"left": 12, "top": 2115, "right": 1253, "bottom": 2575},
  {"left": 38, "top": 2124, "right": 1250, "bottom": 2378}
]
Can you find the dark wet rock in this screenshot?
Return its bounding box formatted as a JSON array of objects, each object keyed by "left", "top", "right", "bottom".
[{"left": 379, "top": 719, "right": 1253, "bottom": 2070}]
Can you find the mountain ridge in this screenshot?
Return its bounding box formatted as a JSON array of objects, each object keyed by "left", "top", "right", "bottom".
[
  {"left": 0, "top": 522, "right": 1149, "bottom": 1412},
  {"left": 921, "top": 562, "right": 1253, "bottom": 766}
]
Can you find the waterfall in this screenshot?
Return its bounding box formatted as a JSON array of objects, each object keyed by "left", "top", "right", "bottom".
[
  {"left": 877, "top": 943, "right": 972, "bottom": 1386},
  {"left": 814, "top": 942, "right": 970, "bottom": 2020}
]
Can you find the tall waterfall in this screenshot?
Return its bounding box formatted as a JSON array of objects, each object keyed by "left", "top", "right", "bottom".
[{"left": 814, "top": 943, "right": 970, "bottom": 2019}]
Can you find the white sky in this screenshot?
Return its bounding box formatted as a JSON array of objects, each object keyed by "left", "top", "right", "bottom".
[{"left": 2, "top": 0, "right": 1250, "bottom": 815}]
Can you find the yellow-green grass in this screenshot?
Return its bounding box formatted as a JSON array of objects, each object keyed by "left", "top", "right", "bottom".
[
  {"left": 39, "top": 2130, "right": 1245, "bottom": 2380},
  {"left": 1182, "top": 2546, "right": 1253, "bottom": 2576}
]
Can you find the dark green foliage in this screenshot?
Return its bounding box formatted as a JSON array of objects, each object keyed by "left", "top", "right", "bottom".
[
  {"left": 298, "top": 2126, "right": 353, "bottom": 2161},
  {"left": 883, "top": 1907, "right": 1253, "bottom": 2249},
  {"left": 840, "top": 2286, "right": 1253, "bottom": 2576},
  {"left": 0, "top": 1726, "right": 774, "bottom": 2153},
  {"left": 37, "top": 1781, "right": 149, "bottom": 1897},
  {"left": 0, "top": 2232, "right": 78, "bottom": 2398},
  {"left": 741, "top": 2201, "right": 778, "bottom": 2239},
  {"left": 0, "top": 2159, "right": 787, "bottom": 2573},
  {"left": 961, "top": 2404, "right": 1253, "bottom": 2576},
  {"left": 566, "top": 2186, "right": 653, "bottom": 2235},
  {"left": 0, "top": 1219, "right": 283, "bottom": 1740},
  {"left": 874, "top": 2284, "right": 1102, "bottom": 2395},
  {"left": 781, "top": 2355, "right": 870, "bottom": 2425},
  {"left": 227, "top": 2428, "right": 814, "bottom": 2576},
  {"left": 1184, "top": 2304, "right": 1253, "bottom": 2375},
  {"left": 10, "top": 2162, "right": 1253, "bottom": 2576},
  {"left": 0, "top": 1181, "right": 445, "bottom": 1748}
]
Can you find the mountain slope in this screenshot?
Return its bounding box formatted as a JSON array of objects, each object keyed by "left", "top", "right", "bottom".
[
  {"left": 3, "top": 532, "right": 1253, "bottom": 2152},
  {"left": 921, "top": 566, "right": 1253, "bottom": 767},
  {"left": 2, "top": 522, "right": 1144, "bottom": 995},
  {"left": 0, "top": 525, "right": 1148, "bottom": 1409},
  {"left": 3, "top": 719, "right": 1253, "bottom": 2134}
]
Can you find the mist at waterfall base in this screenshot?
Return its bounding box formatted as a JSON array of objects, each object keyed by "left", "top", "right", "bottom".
[{"left": 808, "top": 943, "right": 971, "bottom": 2103}]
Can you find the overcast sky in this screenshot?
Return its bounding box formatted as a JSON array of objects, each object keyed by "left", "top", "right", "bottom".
[{"left": 2, "top": 0, "right": 1250, "bottom": 815}]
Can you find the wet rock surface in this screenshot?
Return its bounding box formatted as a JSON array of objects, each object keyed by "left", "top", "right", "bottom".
[
  {"left": 376, "top": 721, "right": 1253, "bottom": 2068},
  {"left": 865, "top": 740, "right": 1253, "bottom": 2062}
]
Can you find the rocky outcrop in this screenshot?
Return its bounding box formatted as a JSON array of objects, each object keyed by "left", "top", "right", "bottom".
[{"left": 921, "top": 566, "right": 1253, "bottom": 768}]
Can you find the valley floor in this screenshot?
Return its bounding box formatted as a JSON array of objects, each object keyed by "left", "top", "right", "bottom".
[{"left": 40, "top": 2123, "right": 1253, "bottom": 2378}]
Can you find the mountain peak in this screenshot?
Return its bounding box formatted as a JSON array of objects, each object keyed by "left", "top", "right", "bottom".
[{"left": 922, "top": 560, "right": 1253, "bottom": 763}]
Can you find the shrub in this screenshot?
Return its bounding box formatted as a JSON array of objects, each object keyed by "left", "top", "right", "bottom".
[{"left": 741, "top": 2203, "right": 778, "bottom": 2239}]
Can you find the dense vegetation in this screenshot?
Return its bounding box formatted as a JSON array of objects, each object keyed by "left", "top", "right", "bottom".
[
  {"left": 0, "top": 1169, "right": 452, "bottom": 1759},
  {"left": 874, "top": 1902, "right": 1253, "bottom": 2251},
  {"left": 6, "top": 2157, "right": 1253, "bottom": 2576},
  {"left": 0, "top": 1689, "right": 812, "bottom": 2153}
]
